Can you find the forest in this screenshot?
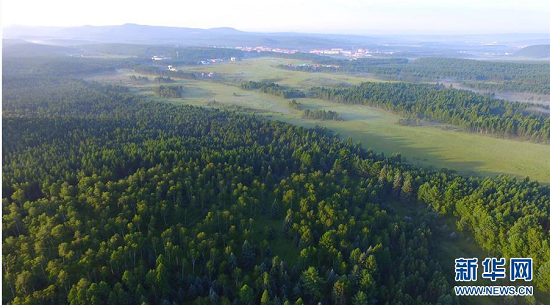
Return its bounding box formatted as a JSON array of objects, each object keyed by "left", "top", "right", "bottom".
[
  {"left": 3, "top": 76, "right": 457, "bottom": 305},
  {"left": 287, "top": 100, "right": 341, "bottom": 120},
  {"left": 302, "top": 109, "right": 342, "bottom": 121},
  {"left": 2, "top": 62, "right": 550, "bottom": 304},
  {"left": 460, "top": 80, "right": 550, "bottom": 95},
  {"left": 309, "top": 82, "right": 550, "bottom": 143},
  {"left": 2, "top": 56, "right": 124, "bottom": 78},
  {"left": 241, "top": 81, "right": 306, "bottom": 99},
  {"left": 153, "top": 85, "right": 183, "bottom": 98},
  {"left": 154, "top": 77, "right": 174, "bottom": 83},
  {"left": 80, "top": 44, "right": 245, "bottom": 65},
  {"left": 130, "top": 76, "right": 150, "bottom": 83},
  {"left": 278, "top": 57, "right": 550, "bottom": 95}
]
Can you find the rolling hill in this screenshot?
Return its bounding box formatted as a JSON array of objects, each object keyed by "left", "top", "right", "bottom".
[{"left": 515, "top": 44, "right": 550, "bottom": 59}]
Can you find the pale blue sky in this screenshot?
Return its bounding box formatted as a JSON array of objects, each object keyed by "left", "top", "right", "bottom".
[{"left": 2, "top": 0, "right": 549, "bottom": 34}]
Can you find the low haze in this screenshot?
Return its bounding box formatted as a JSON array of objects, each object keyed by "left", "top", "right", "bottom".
[{"left": 3, "top": 0, "right": 550, "bottom": 34}]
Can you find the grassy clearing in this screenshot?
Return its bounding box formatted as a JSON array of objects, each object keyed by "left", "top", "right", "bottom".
[
  {"left": 180, "top": 57, "right": 388, "bottom": 89},
  {"left": 251, "top": 214, "right": 300, "bottom": 266}
]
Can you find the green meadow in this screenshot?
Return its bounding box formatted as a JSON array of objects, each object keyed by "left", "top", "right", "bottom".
[
  {"left": 89, "top": 57, "right": 550, "bottom": 184},
  {"left": 182, "top": 57, "right": 387, "bottom": 88}
]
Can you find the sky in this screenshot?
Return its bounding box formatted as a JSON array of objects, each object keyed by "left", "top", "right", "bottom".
[{"left": 2, "top": 0, "right": 550, "bottom": 34}]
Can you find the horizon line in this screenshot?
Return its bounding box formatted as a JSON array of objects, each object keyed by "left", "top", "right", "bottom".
[{"left": 4, "top": 23, "right": 550, "bottom": 37}]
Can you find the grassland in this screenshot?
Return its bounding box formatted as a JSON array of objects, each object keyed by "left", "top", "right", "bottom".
[
  {"left": 88, "top": 57, "right": 550, "bottom": 184},
  {"left": 182, "top": 57, "right": 388, "bottom": 89}
]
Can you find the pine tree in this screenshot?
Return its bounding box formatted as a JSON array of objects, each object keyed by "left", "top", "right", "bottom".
[
  {"left": 401, "top": 176, "right": 414, "bottom": 204},
  {"left": 332, "top": 279, "right": 347, "bottom": 305},
  {"left": 271, "top": 199, "right": 280, "bottom": 219},
  {"left": 352, "top": 291, "right": 368, "bottom": 305},
  {"left": 209, "top": 288, "right": 219, "bottom": 305},
  {"left": 392, "top": 171, "right": 402, "bottom": 198},
  {"left": 239, "top": 285, "right": 254, "bottom": 305},
  {"left": 228, "top": 252, "right": 237, "bottom": 272},
  {"left": 282, "top": 212, "right": 293, "bottom": 237},
  {"left": 241, "top": 240, "right": 256, "bottom": 270},
  {"left": 301, "top": 267, "right": 324, "bottom": 300},
  {"left": 261, "top": 289, "right": 270, "bottom": 304}
]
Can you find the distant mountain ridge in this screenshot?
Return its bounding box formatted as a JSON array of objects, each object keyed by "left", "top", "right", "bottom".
[
  {"left": 4, "top": 24, "right": 550, "bottom": 57},
  {"left": 3, "top": 23, "right": 374, "bottom": 49},
  {"left": 514, "top": 44, "right": 550, "bottom": 58}
]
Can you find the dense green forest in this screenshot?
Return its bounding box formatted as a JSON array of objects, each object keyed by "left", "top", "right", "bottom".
[
  {"left": 309, "top": 82, "right": 550, "bottom": 143},
  {"left": 2, "top": 57, "right": 126, "bottom": 78},
  {"left": 241, "top": 81, "right": 306, "bottom": 99},
  {"left": 278, "top": 57, "right": 550, "bottom": 95},
  {"left": 2, "top": 60, "right": 550, "bottom": 304},
  {"left": 80, "top": 44, "right": 245, "bottom": 65},
  {"left": 3, "top": 77, "right": 457, "bottom": 304},
  {"left": 460, "top": 80, "right": 550, "bottom": 95}
]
